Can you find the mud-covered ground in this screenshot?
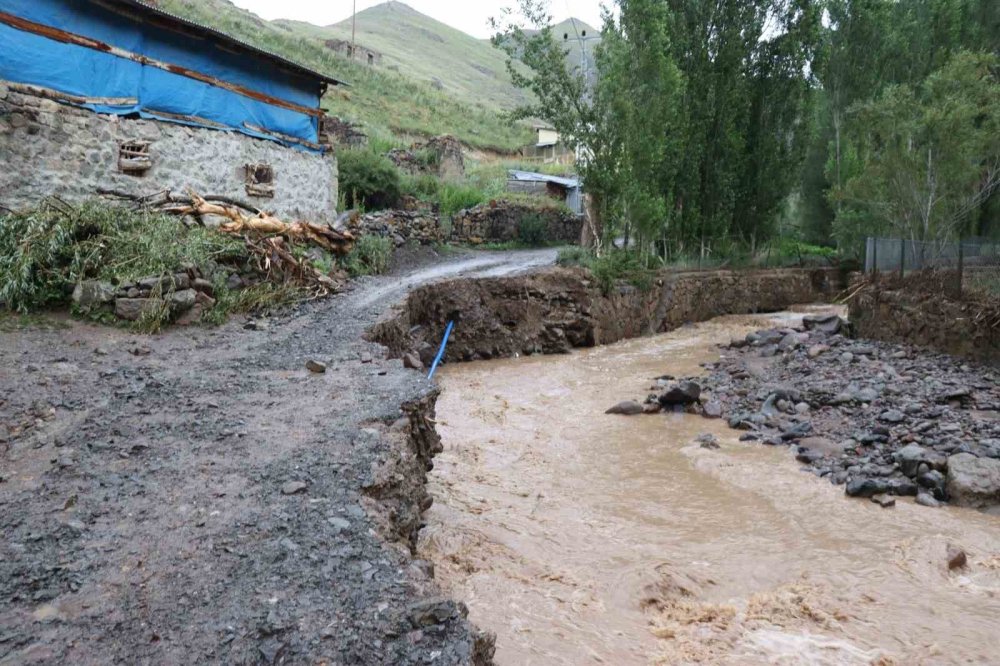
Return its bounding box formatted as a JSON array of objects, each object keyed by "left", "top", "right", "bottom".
[{"left": 0, "top": 248, "right": 555, "bottom": 666}]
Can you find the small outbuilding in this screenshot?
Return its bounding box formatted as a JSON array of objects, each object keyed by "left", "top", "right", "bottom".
[
  {"left": 507, "top": 170, "right": 583, "bottom": 216},
  {"left": 0, "top": 0, "right": 347, "bottom": 221}
]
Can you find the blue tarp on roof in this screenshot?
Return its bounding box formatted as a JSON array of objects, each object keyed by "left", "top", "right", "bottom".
[{"left": 0, "top": 0, "right": 324, "bottom": 150}]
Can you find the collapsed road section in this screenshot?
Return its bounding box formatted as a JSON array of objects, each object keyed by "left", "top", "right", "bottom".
[{"left": 0, "top": 251, "right": 554, "bottom": 666}]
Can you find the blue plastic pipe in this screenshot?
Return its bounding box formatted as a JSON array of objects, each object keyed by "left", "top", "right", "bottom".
[{"left": 427, "top": 320, "right": 455, "bottom": 380}]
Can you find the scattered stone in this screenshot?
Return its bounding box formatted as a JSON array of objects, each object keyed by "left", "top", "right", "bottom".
[
  {"left": 702, "top": 401, "right": 723, "bottom": 419},
  {"left": 658, "top": 380, "right": 701, "bottom": 406},
  {"left": 893, "top": 444, "right": 929, "bottom": 477},
  {"left": 606, "top": 401, "right": 644, "bottom": 416},
  {"left": 696, "top": 433, "right": 720, "bottom": 449},
  {"left": 807, "top": 344, "right": 830, "bottom": 359},
  {"left": 870, "top": 494, "right": 896, "bottom": 508},
  {"left": 306, "top": 360, "right": 327, "bottom": 374},
  {"left": 846, "top": 477, "right": 891, "bottom": 498},
  {"left": 115, "top": 298, "right": 158, "bottom": 321},
  {"left": 946, "top": 453, "right": 1000, "bottom": 508},
  {"left": 72, "top": 281, "right": 114, "bottom": 309},
  {"left": 879, "top": 409, "right": 905, "bottom": 424},
  {"left": 360, "top": 352, "right": 374, "bottom": 364},
  {"left": 169, "top": 289, "right": 197, "bottom": 313},
  {"left": 281, "top": 481, "right": 308, "bottom": 495},
  {"left": 403, "top": 353, "right": 423, "bottom": 370},
  {"left": 802, "top": 313, "right": 846, "bottom": 334},
  {"left": 915, "top": 492, "right": 941, "bottom": 508},
  {"left": 946, "top": 544, "right": 968, "bottom": 570},
  {"left": 407, "top": 598, "right": 458, "bottom": 628}
]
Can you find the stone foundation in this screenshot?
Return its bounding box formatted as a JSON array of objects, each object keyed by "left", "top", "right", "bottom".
[{"left": 0, "top": 85, "right": 338, "bottom": 221}]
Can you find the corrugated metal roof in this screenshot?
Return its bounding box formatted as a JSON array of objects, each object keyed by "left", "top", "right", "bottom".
[
  {"left": 100, "top": 0, "right": 347, "bottom": 87},
  {"left": 508, "top": 170, "right": 580, "bottom": 189}
]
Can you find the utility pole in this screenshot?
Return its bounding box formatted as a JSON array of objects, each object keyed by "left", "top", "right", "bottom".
[{"left": 351, "top": 0, "right": 357, "bottom": 62}]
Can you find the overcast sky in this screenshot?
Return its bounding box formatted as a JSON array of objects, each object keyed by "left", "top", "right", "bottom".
[{"left": 228, "top": 0, "right": 607, "bottom": 38}]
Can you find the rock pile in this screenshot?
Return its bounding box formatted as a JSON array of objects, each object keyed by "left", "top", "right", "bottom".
[
  {"left": 350, "top": 210, "right": 443, "bottom": 246},
  {"left": 689, "top": 313, "right": 1000, "bottom": 509},
  {"left": 72, "top": 265, "right": 241, "bottom": 325},
  {"left": 450, "top": 201, "right": 581, "bottom": 245}
]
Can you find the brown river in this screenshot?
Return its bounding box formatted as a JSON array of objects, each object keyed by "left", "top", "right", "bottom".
[{"left": 419, "top": 308, "right": 1000, "bottom": 665}]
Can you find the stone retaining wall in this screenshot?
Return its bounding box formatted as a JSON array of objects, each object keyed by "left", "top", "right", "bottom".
[
  {"left": 850, "top": 287, "right": 1000, "bottom": 364},
  {"left": 0, "top": 85, "right": 338, "bottom": 222},
  {"left": 450, "top": 201, "right": 582, "bottom": 245},
  {"left": 370, "top": 267, "right": 844, "bottom": 364},
  {"left": 350, "top": 210, "right": 444, "bottom": 246}
]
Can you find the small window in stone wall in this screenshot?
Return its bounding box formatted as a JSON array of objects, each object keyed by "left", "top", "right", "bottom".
[
  {"left": 245, "top": 163, "right": 275, "bottom": 198},
  {"left": 118, "top": 141, "right": 152, "bottom": 175}
]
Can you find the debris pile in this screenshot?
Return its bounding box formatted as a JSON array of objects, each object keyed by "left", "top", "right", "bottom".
[
  {"left": 608, "top": 312, "right": 1000, "bottom": 509},
  {"left": 99, "top": 188, "right": 355, "bottom": 300}
]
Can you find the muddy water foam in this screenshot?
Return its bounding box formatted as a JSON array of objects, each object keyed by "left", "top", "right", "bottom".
[{"left": 420, "top": 307, "right": 1000, "bottom": 665}]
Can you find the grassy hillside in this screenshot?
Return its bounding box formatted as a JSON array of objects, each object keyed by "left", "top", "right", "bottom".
[
  {"left": 156, "top": 0, "right": 531, "bottom": 152},
  {"left": 282, "top": 1, "right": 530, "bottom": 112}
]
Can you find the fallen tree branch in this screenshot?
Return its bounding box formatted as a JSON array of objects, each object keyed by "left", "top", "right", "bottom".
[{"left": 97, "top": 187, "right": 262, "bottom": 215}]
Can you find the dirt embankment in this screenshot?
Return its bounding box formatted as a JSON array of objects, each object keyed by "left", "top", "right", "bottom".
[
  {"left": 370, "top": 267, "right": 845, "bottom": 363},
  {"left": 849, "top": 284, "right": 1000, "bottom": 364}
]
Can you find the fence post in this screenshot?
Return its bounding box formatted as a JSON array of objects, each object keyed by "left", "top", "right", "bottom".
[
  {"left": 956, "top": 239, "right": 964, "bottom": 298},
  {"left": 899, "top": 238, "right": 905, "bottom": 278},
  {"left": 872, "top": 238, "right": 878, "bottom": 276}
]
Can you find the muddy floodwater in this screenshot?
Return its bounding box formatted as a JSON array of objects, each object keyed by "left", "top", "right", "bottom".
[{"left": 420, "top": 308, "right": 1000, "bottom": 665}]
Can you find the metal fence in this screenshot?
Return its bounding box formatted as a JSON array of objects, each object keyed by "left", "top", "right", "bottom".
[{"left": 864, "top": 236, "right": 1000, "bottom": 298}]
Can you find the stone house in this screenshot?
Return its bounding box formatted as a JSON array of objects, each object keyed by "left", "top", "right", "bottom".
[
  {"left": 0, "top": 0, "right": 346, "bottom": 222},
  {"left": 522, "top": 125, "right": 574, "bottom": 164},
  {"left": 324, "top": 39, "right": 382, "bottom": 67}
]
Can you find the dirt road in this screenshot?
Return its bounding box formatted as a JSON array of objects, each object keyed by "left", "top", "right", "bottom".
[{"left": 0, "top": 249, "right": 556, "bottom": 666}]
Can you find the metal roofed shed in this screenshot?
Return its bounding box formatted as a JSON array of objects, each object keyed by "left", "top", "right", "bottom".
[{"left": 507, "top": 170, "right": 583, "bottom": 216}]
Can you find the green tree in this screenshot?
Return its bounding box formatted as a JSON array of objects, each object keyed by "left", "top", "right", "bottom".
[{"left": 832, "top": 52, "right": 1000, "bottom": 247}]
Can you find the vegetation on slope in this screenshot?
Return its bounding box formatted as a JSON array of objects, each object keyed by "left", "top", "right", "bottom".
[
  {"left": 156, "top": 0, "right": 531, "bottom": 151},
  {"left": 289, "top": 1, "right": 530, "bottom": 112}
]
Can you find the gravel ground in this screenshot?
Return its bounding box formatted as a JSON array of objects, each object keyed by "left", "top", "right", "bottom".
[{"left": 0, "top": 248, "right": 556, "bottom": 666}]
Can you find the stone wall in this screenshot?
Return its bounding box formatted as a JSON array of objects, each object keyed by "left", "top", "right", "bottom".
[
  {"left": 450, "top": 201, "right": 582, "bottom": 245},
  {"left": 350, "top": 210, "right": 444, "bottom": 246},
  {"left": 850, "top": 286, "right": 1000, "bottom": 364},
  {"left": 0, "top": 85, "right": 338, "bottom": 222},
  {"left": 369, "top": 267, "right": 845, "bottom": 364},
  {"left": 387, "top": 135, "right": 465, "bottom": 180}
]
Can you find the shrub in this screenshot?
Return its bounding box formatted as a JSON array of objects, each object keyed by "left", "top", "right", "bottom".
[
  {"left": 0, "top": 201, "right": 245, "bottom": 312},
  {"left": 338, "top": 149, "right": 402, "bottom": 211},
  {"left": 556, "top": 246, "right": 592, "bottom": 267},
  {"left": 401, "top": 173, "right": 441, "bottom": 202},
  {"left": 589, "top": 251, "right": 654, "bottom": 295},
  {"left": 438, "top": 182, "right": 487, "bottom": 217},
  {"left": 340, "top": 235, "right": 393, "bottom": 277},
  {"left": 516, "top": 213, "right": 548, "bottom": 246}
]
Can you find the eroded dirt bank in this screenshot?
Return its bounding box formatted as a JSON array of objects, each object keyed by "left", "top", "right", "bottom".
[
  {"left": 370, "top": 267, "right": 844, "bottom": 363},
  {"left": 424, "top": 311, "right": 1000, "bottom": 665},
  {"left": 0, "top": 250, "right": 555, "bottom": 665}
]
